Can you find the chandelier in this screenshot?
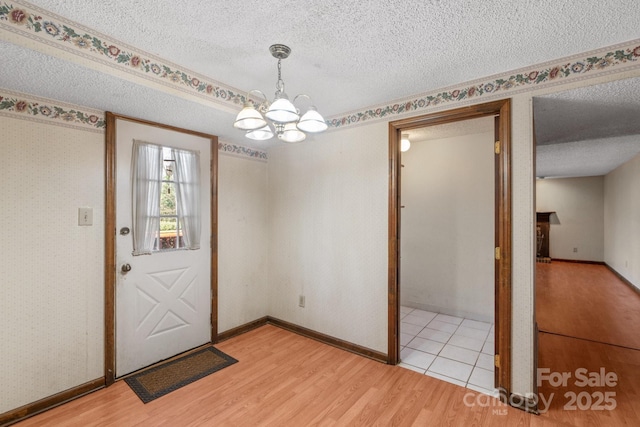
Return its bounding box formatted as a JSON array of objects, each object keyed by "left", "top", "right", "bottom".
[{"left": 233, "top": 44, "right": 328, "bottom": 143}]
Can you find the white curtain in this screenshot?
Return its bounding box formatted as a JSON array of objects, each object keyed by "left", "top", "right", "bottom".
[
  {"left": 173, "top": 148, "right": 201, "bottom": 250},
  {"left": 131, "top": 140, "right": 163, "bottom": 255}
]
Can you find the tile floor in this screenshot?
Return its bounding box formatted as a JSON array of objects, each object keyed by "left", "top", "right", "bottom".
[{"left": 399, "top": 306, "right": 497, "bottom": 395}]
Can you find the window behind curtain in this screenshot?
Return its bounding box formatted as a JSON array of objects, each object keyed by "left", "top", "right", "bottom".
[{"left": 131, "top": 140, "right": 200, "bottom": 255}]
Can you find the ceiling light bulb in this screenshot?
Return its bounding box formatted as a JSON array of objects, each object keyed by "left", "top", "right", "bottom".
[{"left": 401, "top": 134, "right": 411, "bottom": 152}]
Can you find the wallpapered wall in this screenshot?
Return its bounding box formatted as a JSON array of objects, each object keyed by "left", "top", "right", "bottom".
[
  {"left": 0, "top": 110, "right": 269, "bottom": 413},
  {"left": 265, "top": 69, "right": 640, "bottom": 398},
  {"left": 267, "top": 122, "right": 389, "bottom": 353},
  {"left": 605, "top": 152, "right": 640, "bottom": 290},
  {"left": 2, "top": 54, "right": 640, "bottom": 414},
  {"left": 264, "top": 98, "right": 537, "bottom": 395},
  {"left": 401, "top": 128, "right": 495, "bottom": 322},
  {"left": 218, "top": 154, "right": 269, "bottom": 331},
  {"left": 0, "top": 116, "right": 105, "bottom": 413}
]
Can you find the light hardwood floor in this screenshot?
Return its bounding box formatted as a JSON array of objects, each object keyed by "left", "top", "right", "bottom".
[
  {"left": 15, "top": 325, "right": 540, "bottom": 426},
  {"left": 12, "top": 261, "right": 640, "bottom": 426},
  {"left": 536, "top": 261, "right": 640, "bottom": 426},
  {"left": 536, "top": 261, "right": 640, "bottom": 349}
]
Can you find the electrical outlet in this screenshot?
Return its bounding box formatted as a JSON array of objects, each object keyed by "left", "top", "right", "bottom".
[
  {"left": 573, "top": 247, "right": 578, "bottom": 253},
  {"left": 298, "top": 295, "right": 305, "bottom": 308}
]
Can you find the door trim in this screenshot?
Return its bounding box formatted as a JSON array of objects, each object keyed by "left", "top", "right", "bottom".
[
  {"left": 387, "top": 99, "right": 512, "bottom": 394},
  {"left": 104, "top": 112, "right": 218, "bottom": 386}
]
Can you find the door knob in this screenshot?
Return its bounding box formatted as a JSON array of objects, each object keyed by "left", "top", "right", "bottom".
[{"left": 121, "top": 263, "right": 132, "bottom": 273}]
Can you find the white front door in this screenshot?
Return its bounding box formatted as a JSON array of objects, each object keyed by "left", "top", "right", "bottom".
[{"left": 115, "top": 119, "right": 211, "bottom": 377}]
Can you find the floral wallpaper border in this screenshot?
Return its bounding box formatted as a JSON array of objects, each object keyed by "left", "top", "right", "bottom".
[
  {"left": 1, "top": 1, "right": 639, "bottom": 132},
  {"left": 0, "top": 89, "right": 105, "bottom": 132},
  {"left": 218, "top": 142, "right": 268, "bottom": 161},
  {"left": 0, "top": 0, "right": 248, "bottom": 109},
  {"left": 327, "top": 40, "right": 640, "bottom": 128},
  {"left": 0, "top": 88, "right": 269, "bottom": 161}
]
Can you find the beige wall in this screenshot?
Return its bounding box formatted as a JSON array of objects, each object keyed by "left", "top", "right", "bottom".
[
  {"left": 401, "top": 130, "right": 495, "bottom": 322},
  {"left": 604, "top": 152, "right": 640, "bottom": 290},
  {"left": 0, "top": 117, "right": 105, "bottom": 413},
  {"left": 267, "top": 122, "right": 389, "bottom": 353},
  {"left": 265, "top": 93, "right": 535, "bottom": 397},
  {"left": 0, "top": 115, "right": 270, "bottom": 413},
  {"left": 3, "top": 62, "right": 640, "bottom": 413},
  {"left": 218, "top": 153, "right": 269, "bottom": 331},
  {"left": 264, "top": 71, "right": 640, "bottom": 398},
  {"left": 536, "top": 176, "right": 605, "bottom": 262}
]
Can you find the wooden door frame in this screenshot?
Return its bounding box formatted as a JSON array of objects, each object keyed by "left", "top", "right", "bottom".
[
  {"left": 104, "top": 112, "right": 218, "bottom": 386},
  {"left": 388, "top": 99, "right": 512, "bottom": 394}
]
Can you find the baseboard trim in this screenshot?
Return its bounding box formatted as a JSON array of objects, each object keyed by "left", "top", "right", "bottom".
[
  {"left": 605, "top": 263, "right": 640, "bottom": 297},
  {"left": 266, "top": 317, "right": 388, "bottom": 363},
  {"left": 509, "top": 392, "right": 539, "bottom": 415},
  {"left": 552, "top": 258, "right": 605, "bottom": 265},
  {"left": 0, "top": 377, "right": 104, "bottom": 426},
  {"left": 217, "top": 316, "right": 269, "bottom": 342},
  {"left": 216, "top": 316, "right": 387, "bottom": 363},
  {"left": 2, "top": 316, "right": 386, "bottom": 425}
]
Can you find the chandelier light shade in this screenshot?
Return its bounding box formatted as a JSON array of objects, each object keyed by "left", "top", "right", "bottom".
[
  {"left": 401, "top": 134, "right": 411, "bottom": 152},
  {"left": 280, "top": 122, "right": 306, "bottom": 143},
  {"left": 265, "top": 95, "right": 299, "bottom": 123},
  {"left": 246, "top": 125, "right": 274, "bottom": 141},
  {"left": 233, "top": 101, "right": 267, "bottom": 130},
  {"left": 297, "top": 106, "right": 329, "bottom": 133},
  {"left": 233, "top": 44, "right": 327, "bottom": 143}
]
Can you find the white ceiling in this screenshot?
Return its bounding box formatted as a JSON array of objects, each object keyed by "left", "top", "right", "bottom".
[
  {"left": 2, "top": 0, "right": 640, "bottom": 156},
  {"left": 534, "top": 77, "right": 640, "bottom": 178}
]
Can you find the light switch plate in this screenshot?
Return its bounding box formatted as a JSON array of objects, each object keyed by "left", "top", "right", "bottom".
[{"left": 78, "top": 207, "right": 93, "bottom": 226}]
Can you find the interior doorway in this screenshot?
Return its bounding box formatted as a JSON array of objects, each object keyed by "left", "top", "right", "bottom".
[
  {"left": 533, "top": 78, "right": 640, "bottom": 420},
  {"left": 388, "top": 99, "right": 512, "bottom": 396},
  {"left": 398, "top": 116, "right": 496, "bottom": 392}
]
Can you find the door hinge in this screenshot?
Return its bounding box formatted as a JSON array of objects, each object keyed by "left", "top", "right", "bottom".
[
  {"left": 495, "top": 354, "right": 501, "bottom": 368},
  {"left": 495, "top": 140, "right": 501, "bottom": 154},
  {"left": 495, "top": 247, "right": 501, "bottom": 260}
]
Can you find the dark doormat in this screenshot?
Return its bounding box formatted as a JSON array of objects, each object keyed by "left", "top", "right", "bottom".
[{"left": 124, "top": 346, "right": 238, "bottom": 403}]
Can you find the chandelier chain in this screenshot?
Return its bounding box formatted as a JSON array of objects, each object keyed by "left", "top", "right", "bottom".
[{"left": 276, "top": 59, "right": 285, "bottom": 95}]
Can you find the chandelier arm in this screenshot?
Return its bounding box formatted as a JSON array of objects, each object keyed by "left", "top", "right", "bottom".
[
  {"left": 246, "top": 89, "right": 269, "bottom": 109},
  {"left": 293, "top": 94, "right": 314, "bottom": 108}
]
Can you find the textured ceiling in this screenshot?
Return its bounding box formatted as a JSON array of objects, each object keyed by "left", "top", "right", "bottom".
[
  {"left": 25, "top": 0, "right": 640, "bottom": 115},
  {"left": 534, "top": 78, "right": 640, "bottom": 145},
  {"left": 2, "top": 0, "right": 640, "bottom": 151},
  {"left": 534, "top": 77, "right": 640, "bottom": 178}
]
